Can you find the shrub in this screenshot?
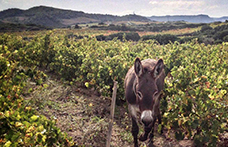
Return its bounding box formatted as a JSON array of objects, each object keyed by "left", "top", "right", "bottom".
[
  {"left": 223, "top": 35, "right": 228, "bottom": 42},
  {"left": 200, "top": 25, "right": 213, "bottom": 33},
  {"left": 0, "top": 42, "right": 74, "bottom": 146},
  {"left": 74, "top": 24, "right": 81, "bottom": 29},
  {"left": 125, "top": 32, "right": 140, "bottom": 41},
  {"left": 178, "top": 36, "right": 196, "bottom": 44},
  {"left": 96, "top": 34, "right": 106, "bottom": 41},
  {"left": 142, "top": 34, "right": 178, "bottom": 44},
  {"left": 214, "top": 30, "right": 228, "bottom": 40},
  {"left": 96, "top": 32, "right": 140, "bottom": 41}
]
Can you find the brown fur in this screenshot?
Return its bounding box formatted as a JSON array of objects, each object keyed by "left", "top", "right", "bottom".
[{"left": 124, "top": 58, "right": 165, "bottom": 147}]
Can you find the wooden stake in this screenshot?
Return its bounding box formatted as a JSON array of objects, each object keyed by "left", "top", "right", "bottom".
[{"left": 106, "top": 81, "right": 118, "bottom": 147}]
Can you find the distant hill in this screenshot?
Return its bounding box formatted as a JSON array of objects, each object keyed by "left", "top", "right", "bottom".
[
  {"left": 214, "top": 16, "right": 228, "bottom": 22},
  {"left": 0, "top": 6, "right": 150, "bottom": 28},
  {"left": 148, "top": 14, "right": 228, "bottom": 23},
  {"left": 1, "top": 6, "right": 227, "bottom": 28}
]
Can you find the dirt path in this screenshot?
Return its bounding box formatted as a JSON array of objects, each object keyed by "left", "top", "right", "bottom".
[
  {"left": 24, "top": 77, "right": 133, "bottom": 146},
  {"left": 25, "top": 76, "right": 228, "bottom": 147}
]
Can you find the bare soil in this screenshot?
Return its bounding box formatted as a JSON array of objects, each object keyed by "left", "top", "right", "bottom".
[{"left": 24, "top": 75, "right": 227, "bottom": 147}]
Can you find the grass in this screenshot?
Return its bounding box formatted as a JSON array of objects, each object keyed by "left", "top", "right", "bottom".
[{"left": 23, "top": 74, "right": 134, "bottom": 146}]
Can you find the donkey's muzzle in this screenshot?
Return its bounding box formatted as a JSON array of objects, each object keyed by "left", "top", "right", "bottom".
[{"left": 141, "top": 110, "right": 153, "bottom": 126}]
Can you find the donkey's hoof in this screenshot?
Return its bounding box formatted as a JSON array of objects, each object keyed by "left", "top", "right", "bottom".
[
  {"left": 139, "top": 134, "right": 148, "bottom": 141},
  {"left": 148, "top": 141, "right": 154, "bottom": 147}
]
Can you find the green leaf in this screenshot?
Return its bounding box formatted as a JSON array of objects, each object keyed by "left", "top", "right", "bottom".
[{"left": 36, "top": 78, "right": 43, "bottom": 85}]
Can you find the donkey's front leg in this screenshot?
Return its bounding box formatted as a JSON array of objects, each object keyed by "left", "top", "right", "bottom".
[
  {"left": 139, "top": 123, "right": 153, "bottom": 142},
  {"left": 131, "top": 117, "right": 139, "bottom": 147},
  {"left": 147, "top": 120, "right": 156, "bottom": 147},
  {"left": 148, "top": 109, "right": 163, "bottom": 147}
]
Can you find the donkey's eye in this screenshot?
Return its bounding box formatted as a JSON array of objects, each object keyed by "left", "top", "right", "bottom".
[
  {"left": 153, "top": 91, "right": 159, "bottom": 97},
  {"left": 137, "top": 91, "right": 143, "bottom": 99}
]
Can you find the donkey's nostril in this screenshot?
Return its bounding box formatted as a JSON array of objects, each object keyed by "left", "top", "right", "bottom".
[
  {"left": 141, "top": 110, "right": 153, "bottom": 126},
  {"left": 142, "top": 117, "right": 152, "bottom": 126}
]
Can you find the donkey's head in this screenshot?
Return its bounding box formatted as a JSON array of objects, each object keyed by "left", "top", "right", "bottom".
[{"left": 134, "top": 58, "right": 164, "bottom": 126}]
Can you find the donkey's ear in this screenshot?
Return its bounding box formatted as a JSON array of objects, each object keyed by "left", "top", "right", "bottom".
[
  {"left": 153, "top": 59, "right": 164, "bottom": 78},
  {"left": 134, "top": 58, "right": 143, "bottom": 77}
]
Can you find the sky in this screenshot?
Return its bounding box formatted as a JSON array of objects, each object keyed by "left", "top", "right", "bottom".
[{"left": 0, "top": 0, "right": 227, "bottom": 17}]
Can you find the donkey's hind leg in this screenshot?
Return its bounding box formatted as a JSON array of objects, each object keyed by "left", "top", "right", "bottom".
[
  {"left": 157, "top": 108, "right": 164, "bottom": 134},
  {"left": 131, "top": 117, "right": 139, "bottom": 147}
]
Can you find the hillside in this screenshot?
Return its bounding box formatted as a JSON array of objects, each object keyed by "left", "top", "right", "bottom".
[
  {"left": 0, "top": 6, "right": 150, "bottom": 28},
  {"left": 1, "top": 5, "right": 228, "bottom": 29},
  {"left": 148, "top": 14, "right": 228, "bottom": 23}
]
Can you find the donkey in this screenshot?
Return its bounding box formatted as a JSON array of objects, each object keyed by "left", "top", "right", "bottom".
[{"left": 124, "top": 58, "right": 165, "bottom": 147}]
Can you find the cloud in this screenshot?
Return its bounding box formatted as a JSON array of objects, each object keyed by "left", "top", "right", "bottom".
[
  {"left": 207, "top": 5, "right": 219, "bottom": 10},
  {"left": 149, "top": 1, "right": 158, "bottom": 5},
  {"left": 150, "top": 0, "right": 204, "bottom": 5},
  {"left": 1, "top": 0, "right": 36, "bottom": 9},
  {"left": 148, "top": 0, "right": 206, "bottom": 15},
  {"left": 149, "top": 0, "right": 204, "bottom": 9},
  {"left": 2, "top": 0, "right": 27, "bottom": 4}
]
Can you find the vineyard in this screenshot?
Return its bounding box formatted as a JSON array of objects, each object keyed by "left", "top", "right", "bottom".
[{"left": 0, "top": 30, "right": 228, "bottom": 146}]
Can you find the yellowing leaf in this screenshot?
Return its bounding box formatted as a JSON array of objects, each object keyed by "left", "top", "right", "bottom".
[
  {"left": 4, "top": 141, "right": 11, "bottom": 147},
  {"left": 26, "top": 126, "right": 35, "bottom": 133},
  {"left": 85, "top": 82, "right": 89, "bottom": 88},
  {"left": 5, "top": 111, "right": 10, "bottom": 117},
  {"left": 43, "top": 84, "right": 48, "bottom": 88},
  {"left": 220, "top": 90, "right": 227, "bottom": 95},
  {"left": 0, "top": 112, "right": 4, "bottom": 119},
  {"left": 178, "top": 119, "right": 182, "bottom": 126},
  {"left": 25, "top": 106, "right": 31, "bottom": 111},
  {"left": 25, "top": 133, "right": 33, "bottom": 137},
  {"left": 221, "top": 123, "right": 227, "bottom": 129},
  {"left": 42, "top": 135, "right": 47, "bottom": 142},
  {"left": 201, "top": 75, "right": 207, "bottom": 79},
  {"left": 37, "top": 125, "right": 44, "bottom": 132},
  {"left": 31, "top": 115, "right": 39, "bottom": 121},
  {"left": 16, "top": 114, "right": 21, "bottom": 120},
  {"left": 15, "top": 122, "right": 23, "bottom": 128}
]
